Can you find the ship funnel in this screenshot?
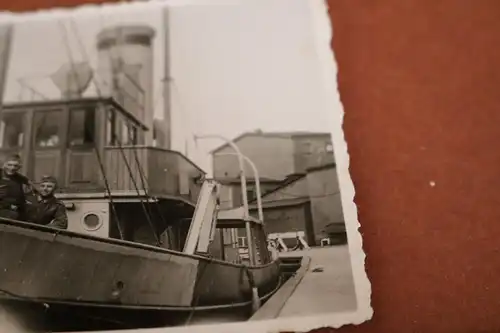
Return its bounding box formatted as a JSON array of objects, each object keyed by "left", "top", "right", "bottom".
[{"left": 50, "top": 62, "right": 94, "bottom": 99}]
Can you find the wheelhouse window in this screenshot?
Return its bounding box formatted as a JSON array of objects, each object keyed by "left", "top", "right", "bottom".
[
  {"left": 106, "top": 110, "right": 140, "bottom": 146},
  {"left": 33, "top": 110, "right": 62, "bottom": 148},
  {"left": 121, "top": 121, "right": 129, "bottom": 145},
  {"left": 106, "top": 108, "right": 116, "bottom": 146},
  {"left": 130, "top": 125, "right": 138, "bottom": 145},
  {"left": 68, "top": 107, "right": 96, "bottom": 147},
  {"left": 0, "top": 111, "right": 25, "bottom": 149},
  {"left": 120, "top": 119, "right": 137, "bottom": 145},
  {"left": 136, "top": 129, "right": 144, "bottom": 145}
]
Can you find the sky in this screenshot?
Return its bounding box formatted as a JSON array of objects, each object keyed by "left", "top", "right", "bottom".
[{"left": 2, "top": 0, "right": 334, "bottom": 173}]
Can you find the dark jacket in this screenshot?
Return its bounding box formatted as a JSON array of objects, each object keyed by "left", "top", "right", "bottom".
[
  {"left": 0, "top": 171, "right": 31, "bottom": 219},
  {"left": 31, "top": 195, "right": 68, "bottom": 229}
]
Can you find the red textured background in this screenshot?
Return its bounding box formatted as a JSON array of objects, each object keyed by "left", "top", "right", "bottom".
[{"left": 2, "top": 0, "right": 499, "bottom": 332}]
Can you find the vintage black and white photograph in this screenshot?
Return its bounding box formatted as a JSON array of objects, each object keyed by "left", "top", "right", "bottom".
[{"left": 0, "top": 1, "right": 371, "bottom": 332}]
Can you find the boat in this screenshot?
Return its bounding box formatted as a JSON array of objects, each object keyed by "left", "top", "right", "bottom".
[
  {"left": 0, "top": 184, "right": 281, "bottom": 331},
  {"left": 0, "top": 23, "right": 282, "bottom": 332}
]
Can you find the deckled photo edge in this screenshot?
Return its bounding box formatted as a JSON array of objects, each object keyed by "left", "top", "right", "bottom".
[
  {"left": 0, "top": 1, "right": 372, "bottom": 332},
  {"left": 310, "top": 0, "right": 373, "bottom": 321},
  {"left": 0, "top": 0, "right": 238, "bottom": 23}
]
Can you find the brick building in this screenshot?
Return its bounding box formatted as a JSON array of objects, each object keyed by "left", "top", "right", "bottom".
[
  {"left": 248, "top": 163, "right": 345, "bottom": 245},
  {"left": 212, "top": 130, "right": 334, "bottom": 179},
  {"left": 212, "top": 130, "right": 334, "bottom": 208}
]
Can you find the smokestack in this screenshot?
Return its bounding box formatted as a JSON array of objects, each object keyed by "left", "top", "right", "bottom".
[{"left": 96, "top": 25, "right": 156, "bottom": 145}]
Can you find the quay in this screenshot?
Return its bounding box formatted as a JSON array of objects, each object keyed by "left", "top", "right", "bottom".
[{"left": 250, "top": 245, "right": 357, "bottom": 320}]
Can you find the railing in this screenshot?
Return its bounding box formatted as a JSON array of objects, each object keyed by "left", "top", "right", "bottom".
[
  {"left": 0, "top": 146, "right": 205, "bottom": 205},
  {"left": 63, "top": 146, "right": 205, "bottom": 205}
]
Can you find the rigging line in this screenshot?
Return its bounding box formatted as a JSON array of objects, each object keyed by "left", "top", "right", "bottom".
[
  {"left": 58, "top": 19, "right": 124, "bottom": 239},
  {"left": 57, "top": 21, "right": 79, "bottom": 88},
  {"left": 70, "top": 16, "right": 156, "bottom": 242},
  {"left": 17, "top": 79, "right": 50, "bottom": 101},
  {"left": 127, "top": 127, "right": 173, "bottom": 247},
  {"left": 67, "top": 19, "right": 103, "bottom": 97},
  {"left": 170, "top": 78, "right": 193, "bottom": 157},
  {"left": 108, "top": 116, "right": 160, "bottom": 246},
  {"left": 105, "top": 26, "right": 160, "bottom": 245},
  {"left": 90, "top": 13, "right": 170, "bottom": 247},
  {"left": 124, "top": 84, "right": 172, "bottom": 246},
  {"left": 120, "top": 105, "right": 172, "bottom": 246},
  {"left": 152, "top": 80, "right": 164, "bottom": 119},
  {"left": 112, "top": 25, "right": 159, "bottom": 237},
  {"left": 106, "top": 20, "right": 173, "bottom": 246}
]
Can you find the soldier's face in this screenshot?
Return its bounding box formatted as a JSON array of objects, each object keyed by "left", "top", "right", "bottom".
[
  {"left": 39, "top": 182, "right": 56, "bottom": 197},
  {"left": 3, "top": 160, "right": 21, "bottom": 176}
]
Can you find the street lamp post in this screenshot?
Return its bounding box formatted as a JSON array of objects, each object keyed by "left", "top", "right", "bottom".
[{"left": 194, "top": 134, "right": 256, "bottom": 265}]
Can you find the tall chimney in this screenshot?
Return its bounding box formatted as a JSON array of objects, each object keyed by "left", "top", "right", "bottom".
[{"left": 96, "top": 25, "right": 156, "bottom": 145}]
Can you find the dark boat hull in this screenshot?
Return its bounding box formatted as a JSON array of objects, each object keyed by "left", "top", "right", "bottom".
[
  {"left": 0, "top": 297, "right": 255, "bottom": 332},
  {"left": 0, "top": 218, "right": 282, "bottom": 331}
]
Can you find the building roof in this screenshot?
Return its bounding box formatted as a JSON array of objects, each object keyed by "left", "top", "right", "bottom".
[
  {"left": 323, "top": 222, "right": 346, "bottom": 234},
  {"left": 306, "top": 162, "right": 336, "bottom": 173},
  {"left": 247, "top": 163, "right": 336, "bottom": 204},
  {"left": 210, "top": 130, "right": 332, "bottom": 154},
  {"left": 248, "top": 173, "right": 308, "bottom": 204},
  {"left": 249, "top": 197, "right": 310, "bottom": 210},
  {"left": 216, "top": 177, "right": 285, "bottom": 185}
]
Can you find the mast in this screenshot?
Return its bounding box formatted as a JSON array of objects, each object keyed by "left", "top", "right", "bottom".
[
  {"left": 162, "top": 7, "right": 172, "bottom": 150},
  {"left": 0, "top": 24, "right": 13, "bottom": 114}
]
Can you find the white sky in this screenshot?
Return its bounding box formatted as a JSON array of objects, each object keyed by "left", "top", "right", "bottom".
[{"left": 3, "top": 0, "right": 333, "bottom": 173}]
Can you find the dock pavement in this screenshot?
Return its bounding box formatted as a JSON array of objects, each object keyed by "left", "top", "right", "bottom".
[{"left": 251, "top": 245, "right": 357, "bottom": 320}]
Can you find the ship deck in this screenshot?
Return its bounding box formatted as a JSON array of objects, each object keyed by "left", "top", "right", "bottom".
[{"left": 249, "top": 245, "right": 357, "bottom": 320}]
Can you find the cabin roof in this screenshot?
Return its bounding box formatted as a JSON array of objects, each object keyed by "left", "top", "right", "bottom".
[
  {"left": 249, "top": 197, "right": 310, "bottom": 210},
  {"left": 2, "top": 97, "right": 149, "bottom": 131},
  {"left": 217, "top": 206, "right": 262, "bottom": 228}
]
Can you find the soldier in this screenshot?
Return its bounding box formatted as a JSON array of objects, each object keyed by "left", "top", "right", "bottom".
[
  {"left": 31, "top": 175, "right": 68, "bottom": 230},
  {"left": 0, "top": 153, "right": 34, "bottom": 221}
]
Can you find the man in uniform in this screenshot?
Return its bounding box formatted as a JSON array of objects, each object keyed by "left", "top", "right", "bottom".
[
  {"left": 30, "top": 175, "right": 68, "bottom": 229},
  {"left": 0, "top": 153, "right": 34, "bottom": 221}
]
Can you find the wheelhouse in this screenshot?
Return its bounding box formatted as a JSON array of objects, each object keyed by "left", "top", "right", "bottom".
[{"left": 0, "top": 97, "right": 205, "bottom": 249}]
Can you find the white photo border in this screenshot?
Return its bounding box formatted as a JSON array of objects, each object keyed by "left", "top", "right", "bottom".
[{"left": 0, "top": 0, "right": 373, "bottom": 331}]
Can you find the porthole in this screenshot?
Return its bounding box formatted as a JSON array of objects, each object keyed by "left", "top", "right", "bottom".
[
  {"left": 325, "top": 144, "right": 334, "bottom": 152},
  {"left": 82, "top": 213, "right": 102, "bottom": 231}
]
